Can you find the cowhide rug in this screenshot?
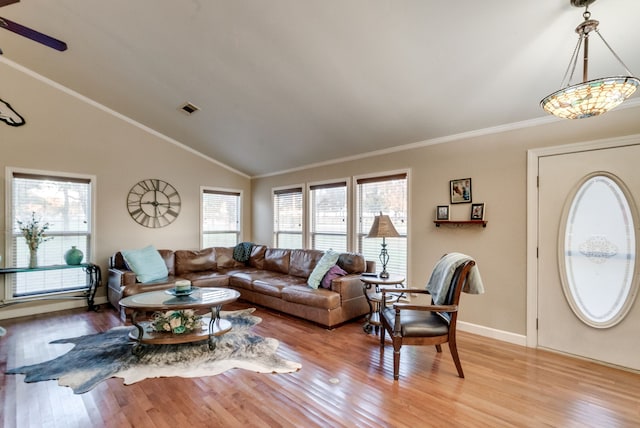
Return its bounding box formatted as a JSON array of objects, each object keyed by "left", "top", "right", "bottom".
[{"left": 6, "top": 308, "right": 300, "bottom": 394}]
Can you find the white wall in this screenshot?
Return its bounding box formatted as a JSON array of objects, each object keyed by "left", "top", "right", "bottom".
[
  {"left": 4, "top": 56, "right": 640, "bottom": 337},
  {"left": 251, "top": 103, "right": 640, "bottom": 338},
  {"left": 0, "top": 61, "right": 251, "bottom": 319}
]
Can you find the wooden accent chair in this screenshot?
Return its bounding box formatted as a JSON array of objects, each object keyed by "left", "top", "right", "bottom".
[{"left": 379, "top": 258, "right": 476, "bottom": 380}]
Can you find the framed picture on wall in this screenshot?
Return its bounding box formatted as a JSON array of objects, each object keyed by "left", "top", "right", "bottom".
[
  {"left": 436, "top": 205, "right": 450, "bottom": 220},
  {"left": 450, "top": 178, "right": 472, "bottom": 204},
  {"left": 471, "top": 203, "right": 485, "bottom": 220}
]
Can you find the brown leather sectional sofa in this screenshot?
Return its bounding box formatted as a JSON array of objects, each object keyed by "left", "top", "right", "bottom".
[{"left": 108, "top": 245, "right": 372, "bottom": 328}]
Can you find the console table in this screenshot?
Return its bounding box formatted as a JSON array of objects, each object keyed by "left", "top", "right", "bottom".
[{"left": 0, "top": 263, "right": 101, "bottom": 311}]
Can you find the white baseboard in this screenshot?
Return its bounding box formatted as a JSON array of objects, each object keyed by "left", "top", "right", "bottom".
[
  {"left": 458, "top": 320, "right": 527, "bottom": 347},
  {"left": 0, "top": 296, "right": 109, "bottom": 320},
  {"left": 1, "top": 299, "right": 528, "bottom": 348}
]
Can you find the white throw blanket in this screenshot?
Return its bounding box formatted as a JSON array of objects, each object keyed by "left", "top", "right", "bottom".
[{"left": 426, "top": 253, "right": 485, "bottom": 306}]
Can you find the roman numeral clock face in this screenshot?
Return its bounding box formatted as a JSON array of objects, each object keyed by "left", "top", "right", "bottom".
[{"left": 127, "top": 179, "right": 181, "bottom": 228}]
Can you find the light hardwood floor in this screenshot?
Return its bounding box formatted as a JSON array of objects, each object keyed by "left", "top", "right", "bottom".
[{"left": 1, "top": 302, "right": 639, "bottom": 428}]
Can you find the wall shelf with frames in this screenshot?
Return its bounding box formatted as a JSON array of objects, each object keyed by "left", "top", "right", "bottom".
[{"left": 434, "top": 220, "right": 487, "bottom": 228}]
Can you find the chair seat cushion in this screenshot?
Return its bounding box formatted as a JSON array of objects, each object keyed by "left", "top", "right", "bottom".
[{"left": 381, "top": 307, "right": 449, "bottom": 337}]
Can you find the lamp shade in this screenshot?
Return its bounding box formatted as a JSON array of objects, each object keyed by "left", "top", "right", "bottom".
[
  {"left": 367, "top": 213, "right": 400, "bottom": 238},
  {"left": 541, "top": 76, "right": 639, "bottom": 119},
  {"left": 540, "top": 1, "right": 639, "bottom": 119}
]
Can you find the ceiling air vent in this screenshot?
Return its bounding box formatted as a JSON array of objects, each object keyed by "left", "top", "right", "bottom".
[{"left": 179, "top": 102, "right": 200, "bottom": 115}]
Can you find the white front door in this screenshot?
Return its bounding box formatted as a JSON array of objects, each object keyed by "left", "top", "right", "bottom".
[{"left": 537, "top": 144, "right": 640, "bottom": 370}]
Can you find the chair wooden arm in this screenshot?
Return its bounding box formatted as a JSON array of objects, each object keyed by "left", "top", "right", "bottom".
[
  {"left": 379, "top": 287, "right": 426, "bottom": 306},
  {"left": 393, "top": 302, "right": 458, "bottom": 312}
]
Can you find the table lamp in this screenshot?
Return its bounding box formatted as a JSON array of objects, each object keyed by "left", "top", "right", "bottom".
[{"left": 366, "top": 212, "right": 400, "bottom": 278}]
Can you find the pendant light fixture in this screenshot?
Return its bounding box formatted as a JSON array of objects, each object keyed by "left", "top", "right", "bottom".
[{"left": 540, "top": 0, "right": 639, "bottom": 119}]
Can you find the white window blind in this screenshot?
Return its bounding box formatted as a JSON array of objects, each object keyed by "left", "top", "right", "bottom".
[
  {"left": 309, "top": 182, "right": 347, "bottom": 252},
  {"left": 11, "top": 172, "right": 92, "bottom": 297},
  {"left": 202, "top": 189, "right": 241, "bottom": 248},
  {"left": 273, "top": 187, "right": 303, "bottom": 249},
  {"left": 357, "top": 173, "right": 408, "bottom": 277}
]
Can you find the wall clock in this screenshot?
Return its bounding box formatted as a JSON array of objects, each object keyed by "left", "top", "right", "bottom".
[{"left": 127, "top": 179, "right": 181, "bottom": 228}]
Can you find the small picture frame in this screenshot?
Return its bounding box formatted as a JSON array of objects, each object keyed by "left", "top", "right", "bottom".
[
  {"left": 450, "top": 178, "right": 472, "bottom": 204},
  {"left": 471, "top": 203, "right": 485, "bottom": 220},
  {"left": 436, "top": 205, "right": 450, "bottom": 220}
]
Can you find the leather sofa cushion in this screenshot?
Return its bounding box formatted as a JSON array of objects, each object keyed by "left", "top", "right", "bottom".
[
  {"left": 178, "top": 271, "right": 229, "bottom": 288},
  {"left": 256, "top": 274, "right": 307, "bottom": 289},
  {"left": 248, "top": 245, "right": 267, "bottom": 269},
  {"left": 264, "top": 248, "right": 291, "bottom": 274},
  {"left": 110, "top": 251, "right": 128, "bottom": 270},
  {"left": 252, "top": 279, "right": 291, "bottom": 298},
  {"left": 175, "top": 248, "right": 217, "bottom": 275},
  {"left": 289, "top": 249, "right": 324, "bottom": 278},
  {"left": 281, "top": 285, "right": 340, "bottom": 310},
  {"left": 337, "top": 252, "right": 365, "bottom": 274},
  {"left": 214, "top": 247, "right": 246, "bottom": 269},
  {"left": 158, "top": 250, "right": 176, "bottom": 276},
  {"left": 229, "top": 269, "right": 281, "bottom": 290}
]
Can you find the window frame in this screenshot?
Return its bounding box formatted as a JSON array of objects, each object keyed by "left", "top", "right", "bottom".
[
  {"left": 200, "top": 186, "right": 243, "bottom": 248},
  {"left": 4, "top": 167, "right": 97, "bottom": 302},
  {"left": 272, "top": 184, "right": 305, "bottom": 249},
  {"left": 307, "top": 178, "right": 350, "bottom": 252},
  {"left": 353, "top": 170, "right": 410, "bottom": 280}
]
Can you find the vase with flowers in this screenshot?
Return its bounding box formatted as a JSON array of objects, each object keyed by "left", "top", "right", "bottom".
[{"left": 17, "top": 212, "right": 53, "bottom": 269}]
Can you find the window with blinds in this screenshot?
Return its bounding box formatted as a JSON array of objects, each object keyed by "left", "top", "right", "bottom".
[
  {"left": 10, "top": 171, "right": 93, "bottom": 297},
  {"left": 309, "top": 181, "right": 347, "bottom": 252},
  {"left": 356, "top": 173, "right": 408, "bottom": 278},
  {"left": 202, "top": 189, "right": 241, "bottom": 248},
  {"left": 273, "top": 187, "right": 303, "bottom": 249}
]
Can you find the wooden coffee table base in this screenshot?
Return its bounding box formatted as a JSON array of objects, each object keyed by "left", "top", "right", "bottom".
[
  {"left": 128, "top": 316, "right": 232, "bottom": 354},
  {"left": 119, "top": 288, "right": 241, "bottom": 356}
]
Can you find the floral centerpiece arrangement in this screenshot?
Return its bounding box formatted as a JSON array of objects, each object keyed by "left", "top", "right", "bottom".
[
  {"left": 17, "top": 212, "right": 53, "bottom": 268},
  {"left": 151, "top": 309, "right": 203, "bottom": 334}
]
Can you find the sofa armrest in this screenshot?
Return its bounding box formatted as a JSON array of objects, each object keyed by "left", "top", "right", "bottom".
[
  {"left": 108, "top": 268, "right": 138, "bottom": 288},
  {"left": 330, "top": 274, "right": 365, "bottom": 301}
]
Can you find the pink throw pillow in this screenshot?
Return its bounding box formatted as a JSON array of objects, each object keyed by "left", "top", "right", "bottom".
[{"left": 321, "top": 265, "right": 347, "bottom": 289}]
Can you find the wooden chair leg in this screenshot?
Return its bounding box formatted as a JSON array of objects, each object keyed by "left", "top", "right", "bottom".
[
  {"left": 392, "top": 338, "right": 402, "bottom": 380},
  {"left": 448, "top": 338, "right": 464, "bottom": 378},
  {"left": 379, "top": 324, "right": 386, "bottom": 348},
  {"left": 435, "top": 344, "right": 442, "bottom": 353}
]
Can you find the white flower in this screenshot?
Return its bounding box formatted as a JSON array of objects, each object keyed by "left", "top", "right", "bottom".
[
  {"left": 169, "top": 317, "right": 182, "bottom": 329},
  {"left": 151, "top": 309, "right": 202, "bottom": 334}
]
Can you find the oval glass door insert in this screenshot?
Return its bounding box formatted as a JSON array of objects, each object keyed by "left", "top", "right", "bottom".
[{"left": 560, "top": 173, "right": 638, "bottom": 328}]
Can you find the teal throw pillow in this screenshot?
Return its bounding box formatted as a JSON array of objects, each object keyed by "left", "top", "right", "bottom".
[
  {"left": 307, "top": 250, "right": 340, "bottom": 289},
  {"left": 121, "top": 245, "right": 169, "bottom": 283}
]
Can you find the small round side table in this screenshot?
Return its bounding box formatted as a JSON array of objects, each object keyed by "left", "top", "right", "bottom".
[{"left": 360, "top": 274, "right": 405, "bottom": 334}]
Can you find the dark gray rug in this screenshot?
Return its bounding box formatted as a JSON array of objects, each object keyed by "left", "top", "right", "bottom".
[{"left": 6, "top": 308, "right": 300, "bottom": 394}]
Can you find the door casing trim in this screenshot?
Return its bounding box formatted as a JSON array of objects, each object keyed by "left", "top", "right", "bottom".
[{"left": 526, "top": 133, "right": 640, "bottom": 347}]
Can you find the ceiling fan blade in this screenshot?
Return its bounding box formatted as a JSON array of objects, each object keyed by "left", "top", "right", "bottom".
[
  {"left": 0, "top": 0, "right": 20, "bottom": 7},
  {"left": 0, "top": 16, "right": 67, "bottom": 51}
]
